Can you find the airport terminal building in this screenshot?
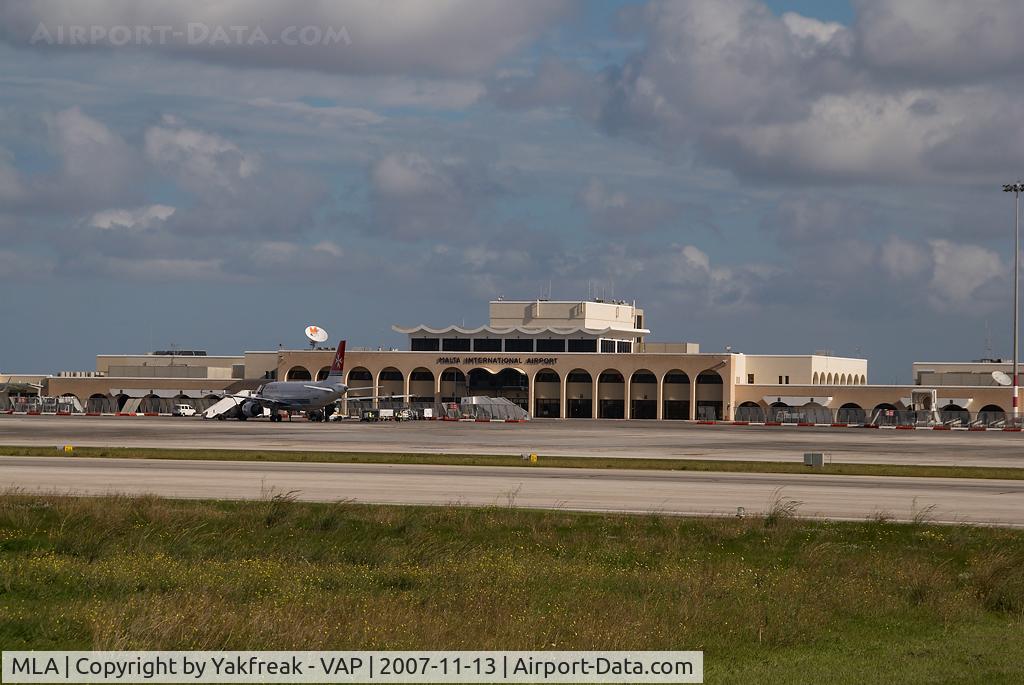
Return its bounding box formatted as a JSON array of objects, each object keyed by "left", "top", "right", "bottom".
[{"left": 18, "top": 298, "right": 1017, "bottom": 425}]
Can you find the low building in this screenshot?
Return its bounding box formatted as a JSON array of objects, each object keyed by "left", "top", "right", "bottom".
[{"left": 26, "top": 297, "right": 1016, "bottom": 424}]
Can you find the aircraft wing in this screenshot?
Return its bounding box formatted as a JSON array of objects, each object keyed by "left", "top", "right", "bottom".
[
  {"left": 222, "top": 393, "right": 290, "bottom": 407},
  {"left": 345, "top": 394, "right": 415, "bottom": 401},
  {"left": 302, "top": 385, "right": 337, "bottom": 392}
]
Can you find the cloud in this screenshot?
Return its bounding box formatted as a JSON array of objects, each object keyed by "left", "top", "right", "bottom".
[
  {"left": 927, "top": 239, "right": 1005, "bottom": 311},
  {"left": 577, "top": 178, "right": 707, "bottom": 234},
  {"left": 144, "top": 116, "right": 260, "bottom": 197},
  {"left": 89, "top": 204, "right": 175, "bottom": 230},
  {"left": 490, "top": 0, "right": 1024, "bottom": 184},
  {"left": 853, "top": 0, "right": 1024, "bottom": 83},
  {"left": 142, "top": 116, "right": 327, "bottom": 236},
  {"left": 761, "top": 194, "right": 880, "bottom": 243},
  {"left": 0, "top": 0, "right": 573, "bottom": 78},
  {"left": 368, "top": 151, "right": 504, "bottom": 241}
]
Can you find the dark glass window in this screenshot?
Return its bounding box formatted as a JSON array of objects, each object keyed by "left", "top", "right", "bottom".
[
  {"left": 379, "top": 370, "right": 403, "bottom": 381},
  {"left": 631, "top": 372, "right": 657, "bottom": 384},
  {"left": 664, "top": 372, "right": 689, "bottom": 384},
  {"left": 411, "top": 370, "right": 434, "bottom": 381},
  {"left": 504, "top": 338, "right": 533, "bottom": 352},
  {"left": 567, "top": 371, "right": 592, "bottom": 383},
  {"left": 535, "top": 371, "right": 559, "bottom": 383},
  {"left": 617, "top": 340, "right": 631, "bottom": 353},
  {"left": 600, "top": 340, "right": 616, "bottom": 353},
  {"left": 536, "top": 339, "right": 565, "bottom": 353},
  {"left": 411, "top": 338, "right": 439, "bottom": 351},
  {"left": 599, "top": 371, "right": 624, "bottom": 383},
  {"left": 473, "top": 338, "right": 501, "bottom": 352},
  {"left": 442, "top": 338, "right": 471, "bottom": 351},
  {"left": 348, "top": 369, "right": 372, "bottom": 381},
  {"left": 698, "top": 372, "right": 723, "bottom": 384},
  {"left": 568, "top": 339, "right": 597, "bottom": 353}
]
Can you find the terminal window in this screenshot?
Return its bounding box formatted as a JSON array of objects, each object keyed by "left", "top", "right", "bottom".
[
  {"left": 600, "top": 340, "right": 616, "bottom": 353},
  {"left": 411, "top": 338, "right": 440, "bottom": 351},
  {"left": 473, "top": 338, "right": 501, "bottom": 352},
  {"left": 747, "top": 374, "right": 754, "bottom": 384},
  {"left": 537, "top": 339, "right": 566, "bottom": 352},
  {"left": 616, "top": 340, "right": 631, "bottom": 353},
  {"left": 505, "top": 339, "right": 534, "bottom": 352},
  {"left": 568, "top": 339, "right": 597, "bottom": 353},
  {"left": 442, "top": 338, "right": 471, "bottom": 351}
]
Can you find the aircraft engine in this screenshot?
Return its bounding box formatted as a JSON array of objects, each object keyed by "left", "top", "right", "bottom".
[{"left": 240, "top": 400, "right": 264, "bottom": 418}]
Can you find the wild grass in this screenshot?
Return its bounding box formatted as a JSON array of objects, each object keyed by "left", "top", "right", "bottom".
[
  {"left": 1, "top": 493, "right": 1023, "bottom": 683},
  {"left": 4, "top": 445, "right": 1024, "bottom": 481}
]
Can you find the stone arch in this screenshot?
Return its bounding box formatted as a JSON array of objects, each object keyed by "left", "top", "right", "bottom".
[
  {"left": 768, "top": 400, "right": 792, "bottom": 422},
  {"left": 836, "top": 402, "right": 866, "bottom": 424},
  {"left": 802, "top": 401, "right": 831, "bottom": 424},
  {"left": 977, "top": 404, "right": 1007, "bottom": 427},
  {"left": 736, "top": 400, "right": 765, "bottom": 422},
  {"left": 438, "top": 367, "right": 466, "bottom": 403},
  {"left": 287, "top": 366, "right": 311, "bottom": 381},
  {"left": 597, "top": 369, "right": 625, "bottom": 419},
  {"left": 812, "top": 371, "right": 819, "bottom": 384},
  {"left": 87, "top": 392, "right": 111, "bottom": 413},
  {"left": 839, "top": 373, "right": 847, "bottom": 385},
  {"left": 140, "top": 393, "right": 162, "bottom": 414},
  {"left": 346, "top": 366, "right": 374, "bottom": 403},
  {"left": 630, "top": 369, "right": 657, "bottom": 419},
  {"left": 533, "top": 368, "right": 560, "bottom": 418},
  {"left": 376, "top": 367, "right": 405, "bottom": 407},
  {"left": 939, "top": 402, "right": 970, "bottom": 426},
  {"left": 409, "top": 367, "right": 435, "bottom": 404},
  {"left": 467, "top": 367, "right": 529, "bottom": 410},
  {"left": 695, "top": 369, "right": 724, "bottom": 420},
  {"left": 662, "top": 370, "right": 690, "bottom": 420},
  {"left": 826, "top": 372, "right": 833, "bottom": 385},
  {"left": 565, "top": 368, "right": 593, "bottom": 418}
]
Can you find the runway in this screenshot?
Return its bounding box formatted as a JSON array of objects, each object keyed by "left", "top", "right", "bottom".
[
  {"left": 2, "top": 456, "right": 1023, "bottom": 526},
  {"left": 1, "top": 415, "right": 1023, "bottom": 467}
]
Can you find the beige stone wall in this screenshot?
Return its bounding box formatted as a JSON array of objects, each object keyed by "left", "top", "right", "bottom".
[
  {"left": 488, "top": 300, "right": 643, "bottom": 332},
  {"left": 43, "top": 348, "right": 1014, "bottom": 420}
]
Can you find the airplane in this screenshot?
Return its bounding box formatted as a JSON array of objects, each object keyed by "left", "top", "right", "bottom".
[{"left": 218, "top": 340, "right": 407, "bottom": 422}]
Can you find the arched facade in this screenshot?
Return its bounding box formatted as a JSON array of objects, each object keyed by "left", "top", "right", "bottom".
[
  {"left": 662, "top": 370, "right": 690, "bottom": 420},
  {"left": 597, "top": 369, "right": 625, "bottom": 419},
  {"left": 695, "top": 370, "right": 723, "bottom": 420},
  {"left": 565, "top": 369, "right": 593, "bottom": 418},
  {"left": 629, "top": 370, "right": 658, "bottom": 420},
  {"left": 533, "top": 368, "right": 560, "bottom": 418},
  {"left": 286, "top": 366, "right": 311, "bottom": 381}
]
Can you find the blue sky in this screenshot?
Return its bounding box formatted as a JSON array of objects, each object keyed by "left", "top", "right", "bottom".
[{"left": 0, "top": 0, "right": 1021, "bottom": 383}]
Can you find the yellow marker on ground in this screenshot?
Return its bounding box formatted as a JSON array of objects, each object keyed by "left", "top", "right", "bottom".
[{"left": 63, "top": 445, "right": 73, "bottom": 454}]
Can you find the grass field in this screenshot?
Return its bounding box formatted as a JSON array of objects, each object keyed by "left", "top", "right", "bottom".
[
  {"left": 4, "top": 445, "right": 1024, "bottom": 480},
  {"left": 1, "top": 494, "right": 1023, "bottom": 683}
]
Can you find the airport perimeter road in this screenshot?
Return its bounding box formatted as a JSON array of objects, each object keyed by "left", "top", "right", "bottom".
[
  {"left": 2, "top": 415, "right": 1024, "bottom": 467},
  {"left": 2, "top": 456, "right": 1023, "bottom": 526}
]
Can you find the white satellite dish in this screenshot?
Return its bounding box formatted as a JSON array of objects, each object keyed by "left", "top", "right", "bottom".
[
  {"left": 993, "top": 370, "right": 1012, "bottom": 386},
  {"left": 305, "top": 325, "right": 329, "bottom": 348}
]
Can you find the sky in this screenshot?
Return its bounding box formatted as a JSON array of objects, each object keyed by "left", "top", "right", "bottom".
[{"left": 0, "top": 0, "right": 1020, "bottom": 383}]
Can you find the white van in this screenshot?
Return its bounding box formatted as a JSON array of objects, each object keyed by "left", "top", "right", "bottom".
[{"left": 173, "top": 404, "right": 196, "bottom": 417}]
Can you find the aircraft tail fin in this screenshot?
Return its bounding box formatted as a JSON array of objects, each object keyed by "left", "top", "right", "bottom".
[{"left": 328, "top": 340, "right": 346, "bottom": 377}]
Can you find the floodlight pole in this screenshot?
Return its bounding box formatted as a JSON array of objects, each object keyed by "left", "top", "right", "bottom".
[{"left": 1007, "top": 183, "right": 1022, "bottom": 424}]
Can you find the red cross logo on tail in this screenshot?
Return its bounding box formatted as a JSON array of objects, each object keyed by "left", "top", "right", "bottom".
[{"left": 329, "top": 340, "right": 346, "bottom": 377}]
